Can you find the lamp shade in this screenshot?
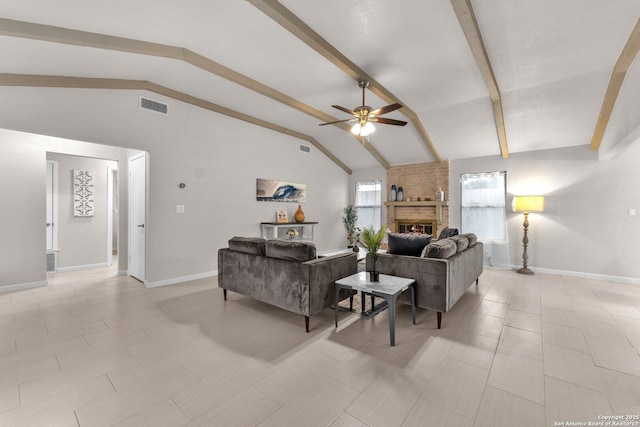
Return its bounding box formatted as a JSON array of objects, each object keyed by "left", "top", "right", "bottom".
[
  {"left": 512, "top": 196, "right": 544, "bottom": 213},
  {"left": 351, "top": 121, "right": 375, "bottom": 136}
]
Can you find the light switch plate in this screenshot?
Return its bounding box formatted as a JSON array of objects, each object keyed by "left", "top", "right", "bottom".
[
  {"left": 176, "top": 204, "right": 185, "bottom": 214},
  {"left": 629, "top": 208, "right": 636, "bottom": 217}
]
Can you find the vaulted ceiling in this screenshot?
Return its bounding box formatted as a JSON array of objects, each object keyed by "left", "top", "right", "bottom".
[{"left": 1, "top": 1, "right": 640, "bottom": 172}]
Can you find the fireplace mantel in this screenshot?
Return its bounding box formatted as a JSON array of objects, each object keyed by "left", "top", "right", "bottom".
[{"left": 384, "top": 200, "right": 448, "bottom": 226}]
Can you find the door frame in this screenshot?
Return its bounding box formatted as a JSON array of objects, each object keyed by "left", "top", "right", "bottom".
[
  {"left": 106, "top": 164, "right": 117, "bottom": 267},
  {"left": 46, "top": 159, "right": 59, "bottom": 252},
  {"left": 128, "top": 153, "right": 147, "bottom": 281}
]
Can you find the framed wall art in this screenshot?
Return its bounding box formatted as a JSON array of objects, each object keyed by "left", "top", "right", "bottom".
[
  {"left": 256, "top": 178, "right": 306, "bottom": 203},
  {"left": 276, "top": 210, "right": 288, "bottom": 223},
  {"left": 73, "top": 169, "right": 95, "bottom": 217}
]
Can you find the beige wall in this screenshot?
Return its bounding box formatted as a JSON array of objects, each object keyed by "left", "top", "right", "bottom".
[
  {"left": 0, "top": 130, "right": 133, "bottom": 287},
  {"left": 0, "top": 87, "right": 350, "bottom": 289},
  {"left": 450, "top": 145, "right": 640, "bottom": 281}
]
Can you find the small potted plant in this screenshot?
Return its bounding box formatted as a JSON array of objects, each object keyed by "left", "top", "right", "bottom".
[
  {"left": 342, "top": 205, "right": 360, "bottom": 251},
  {"left": 287, "top": 228, "right": 299, "bottom": 239},
  {"left": 360, "top": 225, "right": 387, "bottom": 282}
]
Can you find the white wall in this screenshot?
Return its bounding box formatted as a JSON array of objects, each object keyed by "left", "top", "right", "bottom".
[
  {"left": 46, "top": 153, "right": 117, "bottom": 270},
  {"left": 0, "top": 129, "right": 134, "bottom": 287},
  {"left": 0, "top": 87, "right": 349, "bottom": 288},
  {"left": 450, "top": 144, "right": 640, "bottom": 282}
]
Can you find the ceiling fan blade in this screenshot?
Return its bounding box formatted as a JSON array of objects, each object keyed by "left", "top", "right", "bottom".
[
  {"left": 370, "top": 117, "right": 408, "bottom": 126},
  {"left": 332, "top": 105, "right": 358, "bottom": 116},
  {"left": 371, "top": 103, "right": 403, "bottom": 116},
  {"left": 319, "top": 118, "right": 357, "bottom": 126}
]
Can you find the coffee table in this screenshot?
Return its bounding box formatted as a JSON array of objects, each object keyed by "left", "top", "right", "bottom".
[{"left": 334, "top": 272, "right": 416, "bottom": 346}]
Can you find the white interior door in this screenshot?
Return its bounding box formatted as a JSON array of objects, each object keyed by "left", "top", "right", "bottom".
[
  {"left": 46, "top": 160, "right": 58, "bottom": 251},
  {"left": 129, "top": 154, "right": 146, "bottom": 281}
]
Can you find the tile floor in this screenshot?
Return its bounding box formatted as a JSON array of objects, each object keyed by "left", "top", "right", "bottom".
[{"left": 1, "top": 266, "right": 639, "bottom": 426}]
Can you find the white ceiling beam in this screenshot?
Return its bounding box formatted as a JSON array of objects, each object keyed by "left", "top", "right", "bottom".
[
  {"left": 0, "top": 17, "right": 389, "bottom": 168},
  {"left": 248, "top": 0, "right": 444, "bottom": 163},
  {"left": 590, "top": 17, "right": 640, "bottom": 151},
  {"left": 450, "top": 0, "right": 509, "bottom": 159},
  {"left": 0, "top": 73, "right": 353, "bottom": 174}
]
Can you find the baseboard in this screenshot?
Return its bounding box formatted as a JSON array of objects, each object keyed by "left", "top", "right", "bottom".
[
  {"left": 509, "top": 265, "right": 640, "bottom": 285},
  {"left": 117, "top": 270, "right": 128, "bottom": 276},
  {"left": 0, "top": 280, "right": 48, "bottom": 293},
  {"left": 56, "top": 263, "right": 109, "bottom": 273},
  {"left": 144, "top": 270, "right": 218, "bottom": 288}
]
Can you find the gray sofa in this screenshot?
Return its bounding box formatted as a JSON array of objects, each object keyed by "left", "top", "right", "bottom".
[
  {"left": 218, "top": 237, "right": 357, "bottom": 332},
  {"left": 373, "top": 233, "right": 483, "bottom": 329}
]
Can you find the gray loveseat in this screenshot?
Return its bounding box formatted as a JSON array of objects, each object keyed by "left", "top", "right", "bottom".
[
  {"left": 373, "top": 233, "right": 483, "bottom": 329},
  {"left": 218, "top": 237, "right": 357, "bottom": 332}
]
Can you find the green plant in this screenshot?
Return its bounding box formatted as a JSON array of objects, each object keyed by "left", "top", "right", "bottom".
[
  {"left": 342, "top": 205, "right": 360, "bottom": 246},
  {"left": 360, "top": 226, "right": 387, "bottom": 272}
]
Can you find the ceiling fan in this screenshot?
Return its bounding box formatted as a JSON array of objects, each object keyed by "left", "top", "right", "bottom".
[{"left": 319, "top": 80, "right": 407, "bottom": 136}]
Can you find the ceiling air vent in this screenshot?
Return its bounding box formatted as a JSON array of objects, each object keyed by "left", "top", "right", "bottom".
[
  {"left": 140, "top": 97, "right": 168, "bottom": 115},
  {"left": 299, "top": 145, "right": 310, "bottom": 153}
]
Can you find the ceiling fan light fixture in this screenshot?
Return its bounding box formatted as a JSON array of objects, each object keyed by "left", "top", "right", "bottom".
[{"left": 351, "top": 121, "right": 375, "bottom": 136}]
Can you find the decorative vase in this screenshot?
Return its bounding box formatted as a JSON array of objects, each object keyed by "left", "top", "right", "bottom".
[
  {"left": 390, "top": 185, "right": 397, "bottom": 202},
  {"left": 436, "top": 188, "right": 445, "bottom": 201},
  {"left": 294, "top": 205, "right": 305, "bottom": 223},
  {"left": 369, "top": 271, "right": 380, "bottom": 282},
  {"left": 397, "top": 187, "right": 404, "bottom": 201}
]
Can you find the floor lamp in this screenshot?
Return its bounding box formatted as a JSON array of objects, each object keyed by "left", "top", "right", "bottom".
[{"left": 512, "top": 196, "right": 545, "bottom": 275}]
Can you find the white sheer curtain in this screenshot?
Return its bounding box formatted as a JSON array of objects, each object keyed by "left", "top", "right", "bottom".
[
  {"left": 461, "top": 171, "right": 511, "bottom": 268},
  {"left": 355, "top": 180, "right": 382, "bottom": 230}
]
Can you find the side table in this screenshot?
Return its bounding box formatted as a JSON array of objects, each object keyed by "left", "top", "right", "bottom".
[{"left": 335, "top": 272, "right": 416, "bottom": 346}]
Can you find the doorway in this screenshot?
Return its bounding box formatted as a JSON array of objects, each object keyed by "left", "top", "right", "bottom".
[{"left": 46, "top": 153, "right": 121, "bottom": 273}]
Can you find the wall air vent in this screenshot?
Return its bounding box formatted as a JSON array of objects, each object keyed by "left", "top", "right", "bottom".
[
  {"left": 46, "top": 252, "right": 57, "bottom": 272},
  {"left": 140, "top": 97, "right": 168, "bottom": 115},
  {"left": 299, "top": 145, "right": 310, "bottom": 153}
]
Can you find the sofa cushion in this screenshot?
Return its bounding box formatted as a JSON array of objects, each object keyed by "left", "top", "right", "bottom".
[
  {"left": 423, "top": 238, "right": 458, "bottom": 259},
  {"left": 228, "top": 237, "right": 266, "bottom": 256},
  {"left": 387, "top": 232, "right": 433, "bottom": 257},
  {"left": 437, "top": 226, "right": 459, "bottom": 240},
  {"left": 450, "top": 235, "right": 469, "bottom": 252},
  {"left": 265, "top": 239, "right": 317, "bottom": 262},
  {"left": 463, "top": 233, "right": 478, "bottom": 247}
]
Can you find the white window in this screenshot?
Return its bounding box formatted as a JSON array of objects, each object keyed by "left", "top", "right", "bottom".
[
  {"left": 461, "top": 171, "right": 511, "bottom": 268},
  {"left": 354, "top": 180, "right": 382, "bottom": 230}
]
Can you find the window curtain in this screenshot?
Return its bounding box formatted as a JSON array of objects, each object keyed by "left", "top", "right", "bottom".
[
  {"left": 461, "top": 171, "right": 511, "bottom": 268},
  {"left": 354, "top": 180, "right": 382, "bottom": 230}
]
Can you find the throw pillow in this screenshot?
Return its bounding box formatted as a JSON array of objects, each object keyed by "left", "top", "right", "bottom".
[
  {"left": 423, "top": 239, "right": 457, "bottom": 259},
  {"left": 437, "top": 227, "right": 459, "bottom": 240},
  {"left": 265, "top": 239, "right": 317, "bottom": 262},
  {"left": 463, "top": 233, "right": 478, "bottom": 247},
  {"left": 450, "top": 235, "right": 469, "bottom": 252},
  {"left": 387, "top": 232, "right": 433, "bottom": 257},
  {"left": 228, "top": 237, "right": 266, "bottom": 256}
]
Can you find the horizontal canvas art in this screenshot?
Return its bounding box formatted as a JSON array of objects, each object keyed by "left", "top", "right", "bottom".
[
  {"left": 73, "top": 169, "right": 95, "bottom": 217},
  {"left": 257, "top": 179, "right": 306, "bottom": 203}
]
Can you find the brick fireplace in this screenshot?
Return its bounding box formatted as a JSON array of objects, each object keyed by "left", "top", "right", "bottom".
[{"left": 385, "top": 161, "right": 450, "bottom": 238}]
